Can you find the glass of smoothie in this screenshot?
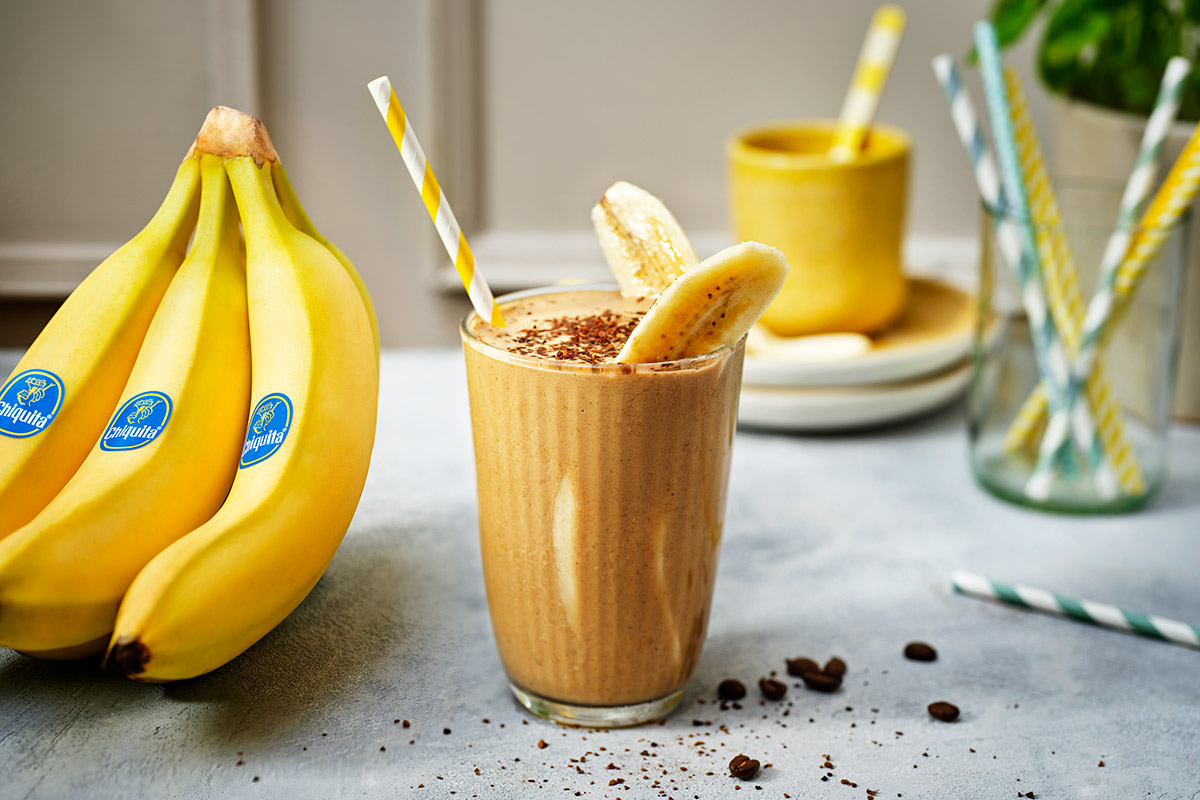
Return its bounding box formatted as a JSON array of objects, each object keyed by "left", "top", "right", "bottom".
[{"left": 461, "top": 285, "right": 744, "bottom": 727}]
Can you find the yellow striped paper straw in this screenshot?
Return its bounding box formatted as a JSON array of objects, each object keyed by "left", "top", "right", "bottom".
[
  {"left": 1109, "top": 126, "right": 1200, "bottom": 318},
  {"left": 829, "top": 5, "right": 906, "bottom": 162},
  {"left": 367, "top": 76, "right": 504, "bottom": 327},
  {"left": 1002, "top": 69, "right": 1144, "bottom": 494},
  {"left": 1006, "top": 114, "right": 1199, "bottom": 478}
]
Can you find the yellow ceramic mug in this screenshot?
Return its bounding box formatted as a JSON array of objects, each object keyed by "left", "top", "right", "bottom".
[{"left": 728, "top": 120, "right": 910, "bottom": 336}]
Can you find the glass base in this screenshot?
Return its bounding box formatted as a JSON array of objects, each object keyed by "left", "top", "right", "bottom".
[
  {"left": 972, "top": 449, "right": 1160, "bottom": 514},
  {"left": 508, "top": 682, "right": 685, "bottom": 728}
]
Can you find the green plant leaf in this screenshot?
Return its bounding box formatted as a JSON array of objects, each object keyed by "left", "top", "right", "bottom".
[
  {"left": 990, "top": 0, "right": 1050, "bottom": 47},
  {"left": 1042, "top": 0, "right": 1111, "bottom": 66}
]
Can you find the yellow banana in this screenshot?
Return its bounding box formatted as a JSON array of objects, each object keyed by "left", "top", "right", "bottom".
[
  {"left": 107, "top": 107, "right": 378, "bottom": 681},
  {"left": 591, "top": 181, "right": 698, "bottom": 298},
  {"left": 0, "top": 159, "right": 201, "bottom": 538},
  {"left": 0, "top": 154, "right": 251, "bottom": 658},
  {"left": 272, "top": 163, "right": 380, "bottom": 361},
  {"left": 618, "top": 241, "right": 788, "bottom": 363}
]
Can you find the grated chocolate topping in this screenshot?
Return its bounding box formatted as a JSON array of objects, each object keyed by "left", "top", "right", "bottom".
[{"left": 506, "top": 309, "right": 645, "bottom": 364}]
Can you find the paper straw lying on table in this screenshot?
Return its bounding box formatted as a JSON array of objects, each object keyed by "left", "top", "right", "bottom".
[
  {"left": 829, "top": 5, "right": 906, "bottom": 162},
  {"left": 951, "top": 570, "right": 1200, "bottom": 649},
  {"left": 1026, "top": 57, "right": 1191, "bottom": 500},
  {"left": 1004, "top": 68, "right": 1142, "bottom": 497},
  {"left": 367, "top": 75, "right": 504, "bottom": 327}
]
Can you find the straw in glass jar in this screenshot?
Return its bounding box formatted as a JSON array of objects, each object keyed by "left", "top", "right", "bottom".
[
  {"left": 1004, "top": 68, "right": 1143, "bottom": 496},
  {"left": 1025, "top": 57, "right": 1191, "bottom": 500}
]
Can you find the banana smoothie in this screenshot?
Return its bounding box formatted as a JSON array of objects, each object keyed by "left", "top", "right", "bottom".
[
  {"left": 463, "top": 287, "right": 744, "bottom": 724},
  {"left": 462, "top": 182, "right": 786, "bottom": 726}
]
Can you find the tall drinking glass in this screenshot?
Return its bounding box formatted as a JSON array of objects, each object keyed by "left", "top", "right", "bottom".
[{"left": 461, "top": 286, "right": 744, "bottom": 727}]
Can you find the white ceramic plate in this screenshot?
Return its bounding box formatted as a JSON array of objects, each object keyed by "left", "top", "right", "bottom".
[
  {"left": 743, "top": 278, "right": 974, "bottom": 387},
  {"left": 737, "top": 361, "right": 971, "bottom": 431}
]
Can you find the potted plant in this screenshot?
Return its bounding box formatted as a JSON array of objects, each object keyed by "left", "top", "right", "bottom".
[{"left": 989, "top": 0, "right": 1200, "bottom": 422}]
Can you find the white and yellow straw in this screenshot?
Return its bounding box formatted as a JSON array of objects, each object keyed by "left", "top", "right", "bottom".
[
  {"left": 830, "top": 5, "right": 906, "bottom": 162},
  {"left": 367, "top": 76, "right": 504, "bottom": 327},
  {"left": 1005, "top": 69, "right": 1143, "bottom": 495}
]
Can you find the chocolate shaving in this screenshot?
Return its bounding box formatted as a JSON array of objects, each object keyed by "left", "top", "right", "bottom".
[{"left": 506, "top": 310, "right": 645, "bottom": 364}]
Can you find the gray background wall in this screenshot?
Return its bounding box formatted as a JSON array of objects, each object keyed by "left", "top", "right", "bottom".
[{"left": 0, "top": 0, "right": 1047, "bottom": 346}]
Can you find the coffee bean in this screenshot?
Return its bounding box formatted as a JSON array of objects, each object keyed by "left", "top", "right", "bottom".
[
  {"left": 758, "top": 677, "right": 787, "bottom": 701},
  {"left": 905, "top": 642, "right": 938, "bottom": 662},
  {"left": 728, "top": 754, "right": 760, "bottom": 780},
  {"left": 718, "top": 679, "right": 747, "bottom": 700},
  {"left": 927, "top": 701, "right": 959, "bottom": 722},
  {"left": 786, "top": 657, "right": 820, "bottom": 677},
  {"left": 823, "top": 657, "right": 847, "bottom": 678},
  {"left": 801, "top": 672, "right": 842, "bottom": 693}
]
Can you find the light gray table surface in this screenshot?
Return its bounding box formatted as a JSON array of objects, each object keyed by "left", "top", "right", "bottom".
[{"left": 1, "top": 349, "right": 1198, "bottom": 800}]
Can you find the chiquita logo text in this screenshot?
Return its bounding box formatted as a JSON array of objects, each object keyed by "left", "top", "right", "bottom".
[
  {"left": 100, "top": 391, "right": 173, "bottom": 452},
  {"left": 240, "top": 393, "right": 293, "bottom": 468},
  {"left": 0, "top": 369, "right": 65, "bottom": 439}
]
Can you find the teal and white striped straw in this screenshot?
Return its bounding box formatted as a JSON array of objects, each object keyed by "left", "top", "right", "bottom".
[
  {"left": 1027, "top": 57, "right": 1191, "bottom": 501},
  {"left": 951, "top": 570, "right": 1200, "bottom": 649},
  {"left": 972, "top": 23, "right": 1081, "bottom": 462},
  {"left": 932, "top": 54, "right": 1002, "bottom": 209},
  {"left": 932, "top": 52, "right": 1034, "bottom": 343}
]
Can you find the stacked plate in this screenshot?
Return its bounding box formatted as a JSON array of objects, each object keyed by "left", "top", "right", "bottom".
[{"left": 738, "top": 278, "right": 976, "bottom": 431}]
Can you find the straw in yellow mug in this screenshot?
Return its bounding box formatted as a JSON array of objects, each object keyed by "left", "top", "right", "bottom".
[
  {"left": 1003, "top": 69, "right": 1143, "bottom": 494},
  {"left": 829, "top": 5, "right": 906, "bottom": 162},
  {"left": 367, "top": 76, "right": 504, "bottom": 327}
]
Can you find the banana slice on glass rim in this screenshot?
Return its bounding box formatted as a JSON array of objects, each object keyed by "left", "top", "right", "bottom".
[
  {"left": 592, "top": 181, "right": 698, "bottom": 298},
  {"left": 617, "top": 241, "right": 789, "bottom": 364}
]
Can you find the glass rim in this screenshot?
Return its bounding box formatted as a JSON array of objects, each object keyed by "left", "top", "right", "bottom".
[
  {"left": 980, "top": 177, "right": 1192, "bottom": 236},
  {"left": 460, "top": 283, "right": 744, "bottom": 373}
]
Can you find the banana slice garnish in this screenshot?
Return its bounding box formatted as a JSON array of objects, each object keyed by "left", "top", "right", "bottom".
[
  {"left": 591, "top": 181, "right": 698, "bottom": 298},
  {"left": 617, "top": 241, "right": 788, "bottom": 363}
]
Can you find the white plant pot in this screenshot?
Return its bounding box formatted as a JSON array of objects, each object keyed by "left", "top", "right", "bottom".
[{"left": 1053, "top": 97, "right": 1200, "bottom": 423}]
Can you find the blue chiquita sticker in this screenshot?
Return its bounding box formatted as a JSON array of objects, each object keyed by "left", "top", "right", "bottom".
[
  {"left": 100, "top": 391, "right": 173, "bottom": 451},
  {"left": 240, "top": 393, "right": 292, "bottom": 468},
  {"left": 0, "top": 369, "right": 65, "bottom": 439}
]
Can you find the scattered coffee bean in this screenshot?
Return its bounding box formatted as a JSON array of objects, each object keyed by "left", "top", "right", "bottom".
[
  {"left": 758, "top": 677, "right": 787, "bottom": 701},
  {"left": 537, "top": 739, "right": 548, "bottom": 749},
  {"left": 729, "top": 754, "right": 761, "bottom": 780},
  {"left": 823, "top": 657, "right": 847, "bottom": 678},
  {"left": 718, "top": 679, "right": 747, "bottom": 700},
  {"left": 801, "top": 672, "right": 842, "bottom": 693},
  {"left": 927, "top": 701, "right": 960, "bottom": 722},
  {"left": 905, "top": 642, "right": 938, "bottom": 662},
  {"left": 786, "top": 657, "right": 820, "bottom": 677}
]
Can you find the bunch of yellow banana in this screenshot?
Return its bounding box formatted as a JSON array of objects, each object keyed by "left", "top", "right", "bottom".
[{"left": 0, "top": 106, "right": 379, "bottom": 680}]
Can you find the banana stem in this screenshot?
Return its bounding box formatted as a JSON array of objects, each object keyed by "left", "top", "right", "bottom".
[
  {"left": 225, "top": 157, "right": 293, "bottom": 251},
  {"left": 193, "top": 155, "right": 240, "bottom": 264}
]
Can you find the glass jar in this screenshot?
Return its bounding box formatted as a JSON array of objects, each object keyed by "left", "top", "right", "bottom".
[{"left": 969, "top": 182, "right": 1187, "bottom": 513}]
